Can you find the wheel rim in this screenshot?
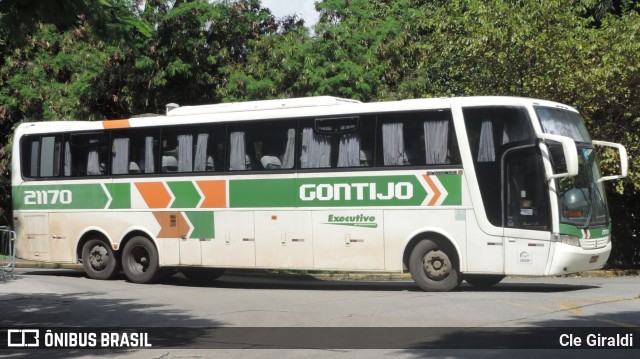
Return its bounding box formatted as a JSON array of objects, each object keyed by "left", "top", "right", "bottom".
[
  {"left": 128, "top": 245, "right": 150, "bottom": 274},
  {"left": 89, "top": 244, "right": 109, "bottom": 271},
  {"left": 422, "top": 249, "right": 452, "bottom": 281}
]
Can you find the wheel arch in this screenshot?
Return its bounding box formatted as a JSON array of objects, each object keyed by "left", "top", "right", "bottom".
[
  {"left": 76, "top": 228, "right": 113, "bottom": 263},
  {"left": 76, "top": 227, "right": 159, "bottom": 264},
  {"left": 402, "top": 228, "right": 463, "bottom": 273},
  {"left": 119, "top": 229, "right": 160, "bottom": 263}
]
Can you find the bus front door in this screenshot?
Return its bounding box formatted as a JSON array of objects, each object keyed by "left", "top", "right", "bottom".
[{"left": 503, "top": 147, "right": 552, "bottom": 275}]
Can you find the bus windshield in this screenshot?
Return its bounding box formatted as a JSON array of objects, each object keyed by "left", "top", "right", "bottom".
[
  {"left": 536, "top": 107, "right": 609, "bottom": 228},
  {"left": 536, "top": 106, "right": 591, "bottom": 143}
]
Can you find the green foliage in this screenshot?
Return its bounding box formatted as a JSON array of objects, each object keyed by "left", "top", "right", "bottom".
[{"left": 123, "top": 0, "right": 279, "bottom": 113}]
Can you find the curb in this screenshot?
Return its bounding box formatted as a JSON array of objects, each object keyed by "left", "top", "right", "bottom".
[{"left": 14, "top": 260, "right": 82, "bottom": 270}]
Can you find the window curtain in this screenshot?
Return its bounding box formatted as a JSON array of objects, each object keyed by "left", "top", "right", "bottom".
[
  {"left": 30, "top": 141, "right": 40, "bottom": 176},
  {"left": 337, "top": 132, "right": 360, "bottom": 167},
  {"left": 281, "top": 128, "right": 296, "bottom": 169},
  {"left": 478, "top": 120, "right": 495, "bottom": 162},
  {"left": 229, "top": 131, "right": 246, "bottom": 170},
  {"left": 300, "top": 127, "right": 330, "bottom": 168},
  {"left": 177, "top": 134, "right": 193, "bottom": 172},
  {"left": 87, "top": 150, "right": 101, "bottom": 175},
  {"left": 112, "top": 138, "right": 130, "bottom": 174},
  {"left": 144, "top": 136, "right": 155, "bottom": 173},
  {"left": 39, "top": 137, "right": 55, "bottom": 177},
  {"left": 424, "top": 120, "right": 449, "bottom": 165},
  {"left": 64, "top": 141, "right": 71, "bottom": 176},
  {"left": 194, "top": 133, "right": 209, "bottom": 172},
  {"left": 382, "top": 123, "right": 405, "bottom": 166}
]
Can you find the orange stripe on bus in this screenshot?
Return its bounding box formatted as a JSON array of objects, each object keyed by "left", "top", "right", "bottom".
[
  {"left": 153, "top": 212, "right": 189, "bottom": 239},
  {"left": 135, "top": 182, "right": 172, "bottom": 208},
  {"left": 423, "top": 175, "right": 442, "bottom": 206},
  {"left": 102, "top": 119, "right": 131, "bottom": 129},
  {"left": 197, "top": 180, "right": 227, "bottom": 208}
]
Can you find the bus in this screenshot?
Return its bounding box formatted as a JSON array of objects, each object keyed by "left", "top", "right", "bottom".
[{"left": 11, "top": 96, "right": 627, "bottom": 291}]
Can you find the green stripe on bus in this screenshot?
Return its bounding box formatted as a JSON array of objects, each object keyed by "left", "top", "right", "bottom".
[
  {"left": 230, "top": 179, "right": 298, "bottom": 208},
  {"left": 439, "top": 175, "right": 463, "bottom": 206},
  {"left": 559, "top": 224, "right": 583, "bottom": 238},
  {"left": 185, "top": 211, "right": 215, "bottom": 239},
  {"left": 229, "top": 174, "right": 461, "bottom": 208},
  {"left": 14, "top": 174, "right": 462, "bottom": 210},
  {"left": 14, "top": 184, "right": 110, "bottom": 210},
  {"left": 168, "top": 181, "right": 201, "bottom": 209},
  {"left": 559, "top": 223, "right": 611, "bottom": 239},
  {"left": 108, "top": 183, "right": 131, "bottom": 209}
]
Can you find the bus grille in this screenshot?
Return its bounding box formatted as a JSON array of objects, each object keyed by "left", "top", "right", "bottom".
[{"left": 580, "top": 237, "right": 608, "bottom": 250}]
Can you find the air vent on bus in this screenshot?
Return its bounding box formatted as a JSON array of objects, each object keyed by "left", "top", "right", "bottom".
[{"left": 165, "top": 96, "right": 361, "bottom": 117}]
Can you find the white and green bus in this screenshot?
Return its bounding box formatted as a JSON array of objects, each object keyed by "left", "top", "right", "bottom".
[{"left": 11, "top": 96, "right": 627, "bottom": 291}]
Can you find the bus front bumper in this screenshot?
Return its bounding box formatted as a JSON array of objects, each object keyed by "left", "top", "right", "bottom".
[{"left": 547, "top": 240, "right": 611, "bottom": 276}]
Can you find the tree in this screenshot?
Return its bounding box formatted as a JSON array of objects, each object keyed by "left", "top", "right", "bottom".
[
  {"left": 0, "top": 0, "right": 281, "bottom": 225},
  {"left": 124, "top": 0, "right": 279, "bottom": 113}
]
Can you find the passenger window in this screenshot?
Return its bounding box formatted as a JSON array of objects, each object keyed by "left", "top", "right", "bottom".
[
  {"left": 21, "top": 135, "right": 63, "bottom": 178},
  {"left": 162, "top": 126, "right": 224, "bottom": 173},
  {"left": 69, "top": 133, "right": 109, "bottom": 176},
  {"left": 378, "top": 110, "right": 459, "bottom": 167},
  {"left": 111, "top": 129, "right": 160, "bottom": 175},
  {"left": 300, "top": 116, "right": 374, "bottom": 169},
  {"left": 229, "top": 121, "right": 296, "bottom": 171}
]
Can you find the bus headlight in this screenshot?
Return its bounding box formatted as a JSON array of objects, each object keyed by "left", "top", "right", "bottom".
[{"left": 553, "top": 233, "right": 581, "bottom": 247}]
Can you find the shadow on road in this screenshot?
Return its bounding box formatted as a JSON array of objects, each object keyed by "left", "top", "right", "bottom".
[
  {"left": 395, "top": 312, "right": 640, "bottom": 358},
  {"left": 1, "top": 272, "right": 222, "bottom": 358},
  {"left": 17, "top": 268, "right": 600, "bottom": 293}
]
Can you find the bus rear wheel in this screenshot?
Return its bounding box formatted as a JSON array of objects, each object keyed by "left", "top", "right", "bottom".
[
  {"left": 82, "top": 239, "right": 119, "bottom": 280},
  {"left": 122, "top": 236, "right": 161, "bottom": 284},
  {"left": 409, "top": 239, "right": 459, "bottom": 292},
  {"left": 464, "top": 274, "right": 505, "bottom": 288}
]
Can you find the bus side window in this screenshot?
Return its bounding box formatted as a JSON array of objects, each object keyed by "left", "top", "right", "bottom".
[
  {"left": 162, "top": 126, "right": 222, "bottom": 173},
  {"left": 111, "top": 130, "right": 159, "bottom": 175},
  {"left": 21, "top": 137, "right": 40, "bottom": 178},
  {"left": 69, "top": 133, "right": 108, "bottom": 177},
  {"left": 301, "top": 116, "right": 374, "bottom": 169},
  {"left": 378, "top": 110, "right": 458, "bottom": 167},
  {"left": 21, "top": 135, "right": 63, "bottom": 178},
  {"left": 229, "top": 121, "right": 296, "bottom": 171}
]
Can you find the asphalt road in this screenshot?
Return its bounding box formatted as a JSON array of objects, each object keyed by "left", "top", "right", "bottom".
[{"left": 1, "top": 268, "right": 639, "bottom": 358}]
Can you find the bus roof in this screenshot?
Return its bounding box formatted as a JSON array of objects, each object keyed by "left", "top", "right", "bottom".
[{"left": 15, "top": 96, "right": 578, "bottom": 135}]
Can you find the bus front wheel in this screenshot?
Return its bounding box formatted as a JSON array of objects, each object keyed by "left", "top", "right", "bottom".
[
  {"left": 409, "top": 239, "right": 460, "bottom": 292},
  {"left": 122, "top": 236, "right": 160, "bottom": 284},
  {"left": 82, "top": 239, "right": 119, "bottom": 280}
]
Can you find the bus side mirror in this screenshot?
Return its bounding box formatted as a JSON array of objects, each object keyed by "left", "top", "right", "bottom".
[
  {"left": 538, "top": 133, "right": 579, "bottom": 180},
  {"left": 592, "top": 140, "right": 628, "bottom": 182}
]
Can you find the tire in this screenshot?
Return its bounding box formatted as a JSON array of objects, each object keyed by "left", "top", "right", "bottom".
[
  {"left": 81, "top": 239, "right": 119, "bottom": 280},
  {"left": 464, "top": 274, "right": 505, "bottom": 288},
  {"left": 409, "top": 239, "right": 460, "bottom": 292},
  {"left": 182, "top": 268, "right": 226, "bottom": 283},
  {"left": 121, "top": 236, "right": 161, "bottom": 284}
]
